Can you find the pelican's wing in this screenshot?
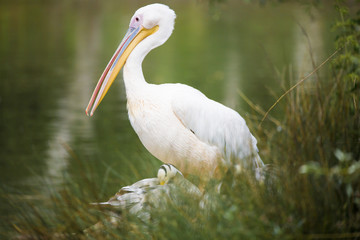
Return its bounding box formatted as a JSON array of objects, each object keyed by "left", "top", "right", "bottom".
[{"left": 170, "top": 84, "right": 263, "bottom": 168}]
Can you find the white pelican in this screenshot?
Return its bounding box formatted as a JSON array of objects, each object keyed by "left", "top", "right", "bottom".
[
  {"left": 88, "top": 164, "right": 201, "bottom": 231},
  {"left": 86, "top": 4, "right": 263, "bottom": 182}
]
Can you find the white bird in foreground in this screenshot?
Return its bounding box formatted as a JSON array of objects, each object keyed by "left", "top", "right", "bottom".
[
  {"left": 86, "top": 4, "right": 264, "bottom": 182},
  {"left": 87, "top": 164, "right": 201, "bottom": 232}
]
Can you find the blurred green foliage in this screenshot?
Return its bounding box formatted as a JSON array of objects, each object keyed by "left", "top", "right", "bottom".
[{"left": 332, "top": 0, "right": 360, "bottom": 85}]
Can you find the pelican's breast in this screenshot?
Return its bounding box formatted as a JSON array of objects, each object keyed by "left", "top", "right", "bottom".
[
  {"left": 126, "top": 89, "right": 221, "bottom": 178},
  {"left": 126, "top": 93, "right": 175, "bottom": 157}
]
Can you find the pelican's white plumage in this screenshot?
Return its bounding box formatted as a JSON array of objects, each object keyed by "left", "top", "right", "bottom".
[
  {"left": 87, "top": 164, "right": 201, "bottom": 232},
  {"left": 86, "top": 4, "right": 263, "bottom": 181}
]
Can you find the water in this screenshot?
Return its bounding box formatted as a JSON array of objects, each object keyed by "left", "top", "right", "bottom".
[{"left": 0, "top": 0, "right": 336, "bottom": 234}]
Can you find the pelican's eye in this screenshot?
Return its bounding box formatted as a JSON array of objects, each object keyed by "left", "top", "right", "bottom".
[{"left": 135, "top": 17, "right": 139, "bottom": 22}]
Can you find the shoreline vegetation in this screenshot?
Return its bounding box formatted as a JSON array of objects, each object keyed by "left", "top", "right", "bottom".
[{"left": 3, "top": 0, "right": 360, "bottom": 239}]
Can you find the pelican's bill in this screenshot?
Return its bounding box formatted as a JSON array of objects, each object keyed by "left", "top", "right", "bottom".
[{"left": 86, "top": 25, "right": 159, "bottom": 116}]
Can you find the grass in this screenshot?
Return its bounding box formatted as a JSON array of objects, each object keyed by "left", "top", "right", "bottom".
[{"left": 3, "top": 1, "right": 360, "bottom": 239}]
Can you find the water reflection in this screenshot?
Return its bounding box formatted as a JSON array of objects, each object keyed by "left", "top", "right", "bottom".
[
  {"left": 44, "top": 3, "right": 101, "bottom": 181},
  {"left": 294, "top": 8, "right": 324, "bottom": 82},
  {"left": 224, "top": 51, "right": 241, "bottom": 109}
]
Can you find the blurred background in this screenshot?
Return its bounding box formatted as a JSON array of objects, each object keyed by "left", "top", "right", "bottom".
[{"left": 0, "top": 0, "right": 337, "bottom": 235}]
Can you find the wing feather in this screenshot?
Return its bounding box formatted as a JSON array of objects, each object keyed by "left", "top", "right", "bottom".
[{"left": 170, "top": 84, "right": 263, "bottom": 168}]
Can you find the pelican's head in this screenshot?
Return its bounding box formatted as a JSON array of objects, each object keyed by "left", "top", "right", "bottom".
[
  {"left": 157, "top": 164, "right": 183, "bottom": 185},
  {"left": 86, "top": 4, "right": 176, "bottom": 116}
]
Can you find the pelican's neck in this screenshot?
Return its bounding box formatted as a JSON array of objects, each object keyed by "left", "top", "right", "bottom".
[
  {"left": 122, "top": 33, "right": 155, "bottom": 97},
  {"left": 123, "top": 58, "right": 147, "bottom": 96},
  {"left": 123, "top": 23, "right": 174, "bottom": 97}
]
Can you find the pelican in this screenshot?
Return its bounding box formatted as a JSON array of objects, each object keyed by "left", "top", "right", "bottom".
[
  {"left": 87, "top": 164, "right": 201, "bottom": 233},
  {"left": 96, "top": 164, "right": 200, "bottom": 211},
  {"left": 86, "top": 4, "right": 263, "bottom": 182}
]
